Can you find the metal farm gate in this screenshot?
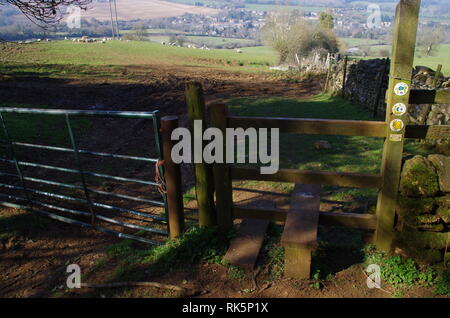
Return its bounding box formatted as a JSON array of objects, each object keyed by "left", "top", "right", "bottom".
[{"left": 0, "top": 108, "right": 182, "bottom": 245}]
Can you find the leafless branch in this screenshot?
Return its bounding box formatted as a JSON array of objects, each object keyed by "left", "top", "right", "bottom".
[{"left": 1, "top": 0, "right": 92, "bottom": 27}]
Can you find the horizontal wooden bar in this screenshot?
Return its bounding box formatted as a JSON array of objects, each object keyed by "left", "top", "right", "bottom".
[
  {"left": 233, "top": 206, "right": 377, "bottom": 230},
  {"left": 232, "top": 167, "right": 383, "bottom": 189},
  {"left": 234, "top": 206, "right": 287, "bottom": 223},
  {"left": 228, "top": 116, "right": 387, "bottom": 137},
  {"left": 319, "top": 212, "right": 377, "bottom": 230},
  {"left": 409, "top": 89, "right": 450, "bottom": 105},
  {"left": 405, "top": 125, "right": 450, "bottom": 140}
]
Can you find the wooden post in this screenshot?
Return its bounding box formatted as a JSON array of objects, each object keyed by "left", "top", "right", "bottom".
[
  {"left": 324, "top": 54, "right": 332, "bottom": 92},
  {"left": 341, "top": 55, "right": 348, "bottom": 97},
  {"left": 433, "top": 64, "right": 442, "bottom": 88},
  {"left": 185, "top": 82, "right": 217, "bottom": 227},
  {"left": 373, "top": 58, "right": 390, "bottom": 118},
  {"left": 210, "top": 103, "right": 233, "bottom": 232},
  {"left": 374, "top": 0, "right": 421, "bottom": 252},
  {"left": 161, "top": 116, "right": 184, "bottom": 239}
]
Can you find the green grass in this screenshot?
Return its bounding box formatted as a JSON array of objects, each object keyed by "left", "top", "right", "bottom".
[
  {"left": 414, "top": 44, "right": 450, "bottom": 75},
  {"left": 359, "top": 43, "right": 450, "bottom": 75},
  {"left": 0, "top": 103, "right": 92, "bottom": 147},
  {"left": 227, "top": 94, "right": 431, "bottom": 204},
  {"left": 0, "top": 41, "right": 277, "bottom": 76},
  {"left": 363, "top": 245, "right": 444, "bottom": 295},
  {"left": 228, "top": 94, "right": 429, "bottom": 174},
  {"left": 340, "top": 37, "right": 386, "bottom": 47},
  {"left": 77, "top": 226, "right": 229, "bottom": 297},
  {"left": 144, "top": 35, "right": 257, "bottom": 48}
]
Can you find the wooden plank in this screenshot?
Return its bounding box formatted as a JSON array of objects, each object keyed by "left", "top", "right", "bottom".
[
  {"left": 185, "top": 82, "right": 216, "bottom": 227},
  {"left": 375, "top": 0, "right": 421, "bottom": 252},
  {"left": 234, "top": 205, "right": 287, "bottom": 223},
  {"left": 228, "top": 117, "right": 387, "bottom": 137},
  {"left": 319, "top": 212, "right": 377, "bottom": 230},
  {"left": 405, "top": 125, "right": 450, "bottom": 140},
  {"left": 409, "top": 89, "right": 450, "bottom": 105},
  {"left": 284, "top": 246, "right": 312, "bottom": 280},
  {"left": 281, "top": 184, "right": 321, "bottom": 279},
  {"left": 234, "top": 206, "right": 377, "bottom": 230},
  {"left": 232, "top": 167, "right": 383, "bottom": 189},
  {"left": 210, "top": 103, "right": 233, "bottom": 232},
  {"left": 223, "top": 218, "right": 269, "bottom": 270}
]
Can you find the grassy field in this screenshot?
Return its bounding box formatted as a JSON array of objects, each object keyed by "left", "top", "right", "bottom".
[
  {"left": 354, "top": 43, "right": 450, "bottom": 74},
  {"left": 228, "top": 93, "right": 431, "bottom": 202},
  {"left": 340, "top": 37, "right": 386, "bottom": 47},
  {"left": 0, "top": 41, "right": 277, "bottom": 75},
  {"left": 414, "top": 44, "right": 450, "bottom": 75}
]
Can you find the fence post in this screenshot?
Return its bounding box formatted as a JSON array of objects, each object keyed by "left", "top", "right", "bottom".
[
  {"left": 374, "top": 0, "right": 421, "bottom": 252},
  {"left": 161, "top": 115, "right": 184, "bottom": 239},
  {"left": 433, "top": 64, "right": 442, "bottom": 88},
  {"left": 324, "top": 54, "right": 332, "bottom": 92},
  {"left": 341, "top": 55, "right": 348, "bottom": 97},
  {"left": 185, "top": 82, "right": 217, "bottom": 227},
  {"left": 373, "top": 57, "right": 390, "bottom": 118},
  {"left": 210, "top": 103, "right": 233, "bottom": 232}
]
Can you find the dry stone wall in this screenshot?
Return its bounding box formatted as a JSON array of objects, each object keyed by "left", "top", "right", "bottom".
[{"left": 326, "top": 59, "right": 450, "bottom": 126}]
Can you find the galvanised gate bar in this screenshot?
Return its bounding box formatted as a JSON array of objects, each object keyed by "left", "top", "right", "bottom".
[{"left": 0, "top": 108, "right": 184, "bottom": 245}]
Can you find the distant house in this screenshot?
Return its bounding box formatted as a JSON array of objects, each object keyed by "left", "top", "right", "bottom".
[{"left": 346, "top": 47, "right": 363, "bottom": 55}]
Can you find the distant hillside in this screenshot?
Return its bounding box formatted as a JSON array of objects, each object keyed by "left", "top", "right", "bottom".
[{"left": 82, "top": 0, "right": 218, "bottom": 21}]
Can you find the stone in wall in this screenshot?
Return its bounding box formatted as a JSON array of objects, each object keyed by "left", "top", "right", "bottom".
[
  {"left": 428, "top": 154, "right": 450, "bottom": 193},
  {"left": 394, "top": 155, "right": 449, "bottom": 265},
  {"left": 399, "top": 155, "right": 440, "bottom": 197},
  {"left": 341, "top": 58, "right": 389, "bottom": 113}
]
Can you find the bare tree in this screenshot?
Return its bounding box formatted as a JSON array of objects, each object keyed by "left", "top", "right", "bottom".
[
  {"left": 262, "top": 12, "right": 339, "bottom": 64},
  {"left": 0, "top": 0, "right": 91, "bottom": 26},
  {"left": 417, "top": 25, "right": 447, "bottom": 57}
]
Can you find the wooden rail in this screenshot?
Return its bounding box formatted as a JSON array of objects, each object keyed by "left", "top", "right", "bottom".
[
  {"left": 409, "top": 89, "right": 450, "bottom": 105},
  {"left": 232, "top": 167, "right": 383, "bottom": 189},
  {"left": 405, "top": 125, "right": 450, "bottom": 140},
  {"left": 233, "top": 206, "right": 377, "bottom": 230},
  {"left": 228, "top": 117, "right": 387, "bottom": 137}
]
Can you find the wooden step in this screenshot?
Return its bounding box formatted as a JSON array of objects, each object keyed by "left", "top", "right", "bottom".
[
  {"left": 281, "top": 184, "right": 321, "bottom": 279},
  {"left": 223, "top": 218, "right": 269, "bottom": 270}
]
